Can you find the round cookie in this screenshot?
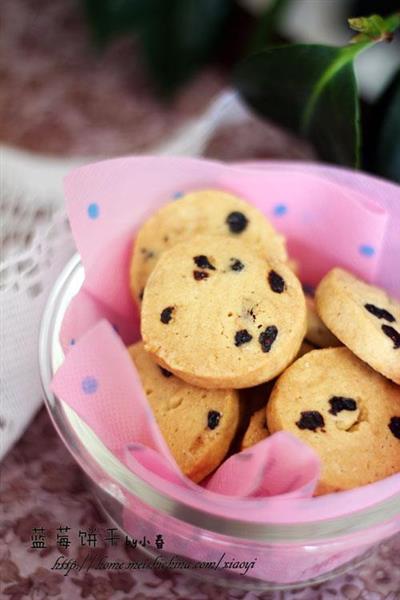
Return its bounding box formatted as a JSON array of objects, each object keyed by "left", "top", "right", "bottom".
[
  {"left": 267, "top": 347, "right": 400, "bottom": 495},
  {"left": 141, "top": 235, "right": 306, "bottom": 389},
  {"left": 316, "top": 268, "right": 400, "bottom": 384},
  {"left": 130, "top": 189, "right": 288, "bottom": 301},
  {"left": 128, "top": 342, "right": 239, "bottom": 483},
  {"left": 305, "top": 297, "right": 341, "bottom": 348},
  {"left": 241, "top": 408, "right": 269, "bottom": 450}
]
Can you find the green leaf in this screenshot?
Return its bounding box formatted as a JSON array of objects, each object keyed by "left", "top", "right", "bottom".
[
  {"left": 234, "top": 43, "right": 363, "bottom": 167},
  {"left": 83, "top": 0, "right": 151, "bottom": 45},
  {"left": 234, "top": 12, "right": 400, "bottom": 168},
  {"left": 349, "top": 12, "right": 400, "bottom": 43},
  {"left": 375, "top": 69, "right": 400, "bottom": 182},
  {"left": 248, "top": 0, "right": 292, "bottom": 53},
  {"left": 138, "top": 0, "right": 231, "bottom": 96}
]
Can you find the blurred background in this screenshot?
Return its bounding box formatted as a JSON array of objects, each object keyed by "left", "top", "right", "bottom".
[{"left": 1, "top": 0, "right": 399, "bottom": 160}]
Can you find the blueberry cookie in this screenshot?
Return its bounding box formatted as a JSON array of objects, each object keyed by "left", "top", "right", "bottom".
[
  {"left": 267, "top": 347, "right": 400, "bottom": 494},
  {"left": 128, "top": 342, "right": 239, "bottom": 483},
  {"left": 241, "top": 408, "right": 269, "bottom": 450},
  {"left": 316, "top": 268, "right": 400, "bottom": 384},
  {"left": 305, "top": 297, "right": 341, "bottom": 348},
  {"left": 141, "top": 235, "right": 306, "bottom": 389},
  {"left": 130, "top": 189, "right": 288, "bottom": 302}
]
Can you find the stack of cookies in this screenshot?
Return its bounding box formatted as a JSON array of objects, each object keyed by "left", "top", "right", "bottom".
[{"left": 129, "top": 189, "right": 400, "bottom": 495}]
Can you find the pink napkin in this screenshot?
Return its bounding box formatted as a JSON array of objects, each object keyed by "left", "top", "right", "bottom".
[{"left": 51, "top": 156, "right": 400, "bottom": 517}]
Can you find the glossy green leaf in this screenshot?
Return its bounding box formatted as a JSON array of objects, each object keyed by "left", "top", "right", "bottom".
[
  {"left": 234, "top": 43, "right": 363, "bottom": 167},
  {"left": 349, "top": 11, "right": 400, "bottom": 43},
  {"left": 138, "top": 0, "right": 231, "bottom": 96},
  {"left": 375, "top": 69, "right": 400, "bottom": 182},
  {"left": 83, "top": 0, "right": 151, "bottom": 45}
]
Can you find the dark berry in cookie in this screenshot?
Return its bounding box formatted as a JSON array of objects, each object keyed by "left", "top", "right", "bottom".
[
  {"left": 235, "top": 329, "right": 253, "bottom": 346},
  {"left": 259, "top": 326, "right": 278, "bottom": 353},
  {"left": 226, "top": 211, "right": 248, "bottom": 234},
  {"left": 159, "top": 366, "right": 173, "bottom": 378},
  {"left": 382, "top": 325, "right": 400, "bottom": 349},
  {"left": 329, "top": 396, "right": 357, "bottom": 415},
  {"left": 207, "top": 410, "right": 221, "bottom": 430},
  {"left": 296, "top": 411, "right": 325, "bottom": 432},
  {"left": 389, "top": 417, "right": 400, "bottom": 439},
  {"left": 193, "top": 270, "right": 209, "bottom": 281},
  {"left": 230, "top": 258, "right": 245, "bottom": 272},
  {"left": 160, "top": 306, "right": 174, "bottom": 324},
  {"left": 193, "top": 255, "right": 216, "bottom": 270},
  {"left": 365, "top": 304, "right": 395, "bottom": 323},
  {"left": 268, "top": 270, "right": 285, "bottom": 293}
]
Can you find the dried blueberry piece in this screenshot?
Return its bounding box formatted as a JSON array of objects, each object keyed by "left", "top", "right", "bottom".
[
  {"left": 302, "top": 283, "right": 315, "bottom": 297},
  {"left": 258, "top": 326, "right": 278, "bottom": 353},
  {"left": 140, "top": 248, "right": 154, "bottom": 260},
  {"left": 208, "top": 410, "right": 221, "bottom": 430},
  {"left": 388, "top": 417, "right": 400, "bottom": 440},
  {"left": 296, "top": 411, "right": 325, "bottom": 432},
  {"left": 365, "top": 304, "right": 396, "bottom": 323},
  {"left": 193, "top": 255, "right": 216, "bottom": 270},
  {"left": 160, "top": 306, "right": 174, "bottom": 324},
  {"left": 268, "top": 270, "right": 286, "bottom": 293},
  {"left": 230, "top": 258, "right": 245, "bottom": 272},
  {"left": 235, "top": 329, "right": 253, "bottom": 347},
  {"left": 226, "top": 211, "right": 248, "bottom": 234},
  {"left": 382, "top": 325, "right": 400, "bottom": 349},
  {"left": 159, "top": 366, "right": 173, "bottom": 378},
  {"left": 329, "top": 396, "right": 357, "bottom": 415},
  {"left": 193, "top": 270, "right": 209, "bottom": 281}
]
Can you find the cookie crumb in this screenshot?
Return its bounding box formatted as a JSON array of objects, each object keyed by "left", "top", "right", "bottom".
[
  {"left": 296, "top": 411, "right": 325, "bottom": 432},
  {"left": 226, "top": 211, "right": 248, "bottom": 234},
  {"left": 389, "top": 417, "right": 400, "bottom": 439},
  {"left": 365, "top": 303, "right": 396, "bottom": 323},
  {"left": 268, "top": 270, "right": 286, "bottom": 293},
  {"left": 235, "top": 329, "right": 253, "bottom": 347},
  {"left": 193, "top": 255, "right": 216, "bottom": 270},
  {"left": 193, "top": 270, "right": 209, "bottom": 281},
  {"left": 160, "top": 306, "right": 174, "bottom": 324},
  {"left": 259, "top": 326, "right": 278, "bottom": 353},
  {"left": 329, "top": 396, "right": 357, "bottom": 415},
  {"left": 207, "top": 410, "right": 221, "bottom": 430},
  {"left": 382, "top": 325, "right": 400, "bottom": 349}
]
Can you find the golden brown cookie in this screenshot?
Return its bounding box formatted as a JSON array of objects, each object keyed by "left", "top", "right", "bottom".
[
  {"left": 141, "top": 235, "right": 306, "bottom": 389},
  {"left": 128, "top": 342, "right": 239, "bottom": 483},
  {"left": 316, "top": 268, "right": 400, "bottom": 383},
  {"left": 130, "top": 189, "right": 287, "bottom": 302},
  {"left": 267, "top": 347, "right": 400, "bottom": 495},
  {"left": 305, "top": 297, "right": 341, "bottom": 348},
  {"left": 241, "top": 408, "right": 269, "bottom": 450}
]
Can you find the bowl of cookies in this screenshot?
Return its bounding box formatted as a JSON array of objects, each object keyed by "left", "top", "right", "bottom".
[{"left": 40, "top": 156, "right": 400, "bottom": 590}]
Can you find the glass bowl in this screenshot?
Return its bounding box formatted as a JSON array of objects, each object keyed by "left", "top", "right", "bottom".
[{"left": 39, "top": 253, "right": 400, "bottom": 591}]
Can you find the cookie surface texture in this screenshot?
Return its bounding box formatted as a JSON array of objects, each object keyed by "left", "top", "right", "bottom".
[
  {"left": 305, "top": 297, "right": 341, "bottom": 348},
  {"left": 141, "top": 235, "right": 306, "bottom": 388},
  {"left": 130, "top": 189, "right": 288, "bottom": 301},
  {"left": 316, "top": 268, "right": 400, "bottom": 383},
  {"left": 128, "top": 342, "right": 239, "bottom": 483},
  {"left": 267, "top": 347, "right": 400, "bottom": 494}
]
